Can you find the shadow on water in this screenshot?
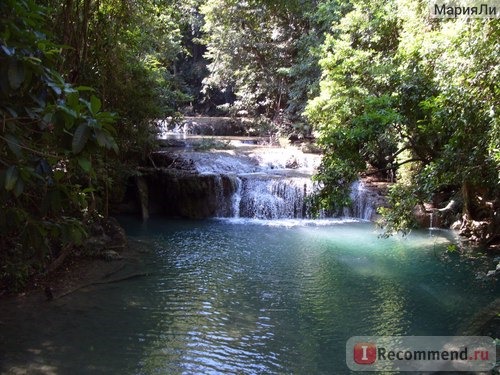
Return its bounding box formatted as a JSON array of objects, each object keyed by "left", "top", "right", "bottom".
[
  {"left": 0, "top": 241, "right": 162, "bottom": 374},
  {"left": 0, "top": 217, "right": 498, "bottom": 374}
]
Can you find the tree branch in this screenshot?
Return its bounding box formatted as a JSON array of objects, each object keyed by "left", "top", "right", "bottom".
[{"left": 364, "top": 158, "right": 423, "bottom": 176}]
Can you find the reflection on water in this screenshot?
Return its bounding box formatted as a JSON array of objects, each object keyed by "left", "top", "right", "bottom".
[{"left": 0, "top": 218, "right": 498, "bottom": 374}]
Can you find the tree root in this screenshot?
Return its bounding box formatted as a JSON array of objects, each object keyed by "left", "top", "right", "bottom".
[{"left": 45, "top": 245, "right": 72, "bottom": 274}]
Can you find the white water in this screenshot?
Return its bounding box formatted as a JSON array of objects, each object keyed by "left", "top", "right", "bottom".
[
  {"left": 160, "top": 142, "right": 379, "bottom": 220},
  {"left": 237, "top": 176, "right": 312, "bottom": 219},
  {"left": 342, "top": 180, "right": 376, "bottom": 220}
]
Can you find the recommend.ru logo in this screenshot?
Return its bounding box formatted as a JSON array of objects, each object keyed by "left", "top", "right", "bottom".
[{"left": 346, "top": 336, "right": 496, "bottom": 372}]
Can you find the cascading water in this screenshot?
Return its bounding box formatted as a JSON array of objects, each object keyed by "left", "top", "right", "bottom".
[
  {"left": 237, "top": 176, "right": 312, "bottom": 219},
  {"left": 211, "top": 171, "right": 377, "bottom": 221},
  {"left": 230, "top": 176, "right": 242, "bottom": 218},
  {"left": 153, "top": 141, "right": 380, "bottom": 221},
  {"left": 179, "top": 148, "right": 322, "bottom": 220},
  {"left": 343, "top": 180, "right": 377, "bottom": 220}
]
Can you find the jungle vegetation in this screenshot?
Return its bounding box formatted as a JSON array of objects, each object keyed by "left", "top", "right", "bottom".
[{"left": 1, "top": 0, "right": 498, "bottom": 290}]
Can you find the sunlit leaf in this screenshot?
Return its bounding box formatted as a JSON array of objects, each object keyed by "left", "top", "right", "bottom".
[{"left": 75, "top": 86, "right": 94, "bottom": 92}]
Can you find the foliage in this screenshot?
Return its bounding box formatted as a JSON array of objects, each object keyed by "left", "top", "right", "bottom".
[
  {"left": 199, "top": 0, "right": 355, "bottom": 136},
  {"left": 0, "top": 0, "right": 118, "bottom": 290},
  {"left": 194, "top": 138, "right": 233, "bottom": 151},
  {"left": 0, "top": 0, "right": 205, "bottom": 291},
  {"left": 43, "top": 0, "right": 192, "bottom": 163},
  {"left": 2, "top": 0, "right": 498, "bottom": 288},
  {"left": 39, "top": 0, "right": 203, "bottom": 212},
  {"left": 286, "top": 0, "right": 353, "bottom": 130},
  {"left": 446, "top": 244, "right": 458, "bottom": 253},
  {"left": 306, "top": 0, "right": 499, "bottom": 233},
  {"left": 200, "top": 0, "right": 349, "bottom": 135},
  {"left": 306, "top": 0, "right": 401, "bottom": 212}
]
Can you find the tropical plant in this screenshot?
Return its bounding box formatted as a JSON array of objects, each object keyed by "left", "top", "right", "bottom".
[
  {"left": 0, "top": 0, "right": 117, "bottom": 290},
  {"left": 306, "top": 0, "right": 499, "bottom": 235}
]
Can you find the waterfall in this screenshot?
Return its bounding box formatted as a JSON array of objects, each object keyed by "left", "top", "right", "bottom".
[
  {"left": 211, "top": 175, "right": 312, "bottom": 219},
  {"left": 230, "top": 176, "right": 242, "bottom": 218},
  {"left": 150, "top": 148, "right": 381, "bottom": 221},
  {"left": 212, "top": 175, "right": 378, "bottom": 221},
  {"left": 342, "top": 181, "right": 377, "bottom": 221},
  {"left": 214, "top": 175, "right": 242, "bottom": 218},
  {"left": 237, "top": 177, "right": 312, "bottom": 219}
]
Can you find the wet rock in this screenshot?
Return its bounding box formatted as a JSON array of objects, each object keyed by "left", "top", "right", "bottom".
[
  {"left": 285, "top": 157, "right": 299, "bottom": 169},
  {"left": 84, "top": 234, "right": 112, "bottom": 254},
  {"left": 485, "top": 263, "right": 500, "bottom": 278},
  {"left": 102, "top": 250, "right": 123, "bottom": 261},
  {"left": 158, "top": 139, "right": 186, "bottom": 148},
  {"left": 103, "top": 217, "right": 127, "bottom": 248},
  {"left": 459, "top": 219, "right": 490, "bottom": 244},
  {"left": 150, "top": 152, "right": 197, "bottom": 171},
  {"left": 451, "top": 220, "right": 462, "bottom": 230},
  {"left": 136, "top": 176, "right": 149, "bottom": 220},
  {"left": 83, "top": 217, "right": 127, "bottom": 258},
  {"left": 143, "top": 171, "right": 240, "bottom": 219}
]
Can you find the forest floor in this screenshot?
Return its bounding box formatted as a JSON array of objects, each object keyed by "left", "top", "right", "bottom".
[{"left": 0, "top": 237, "right": 151, "bottom": 305}]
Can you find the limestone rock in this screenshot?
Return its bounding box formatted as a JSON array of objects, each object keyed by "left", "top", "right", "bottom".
[
  {"left": 84, "top": 234, "right": 112, "bottom": 254},
  {"left": 101, "top": 250, "right": 123, "bottom": 261}
]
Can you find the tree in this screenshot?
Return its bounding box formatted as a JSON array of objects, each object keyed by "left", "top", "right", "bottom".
[
  {"left": 306, "top": 0, "right": 401, "bottom": 212},
  {"left": 0, "top": 0, "right": 117, "bottom": 290},
  {"left": 200, "top": 0, "right": 322, "bottom": 133},
  {"left": 307, "top": 0, "right": 499, "bottom": 236},
  {"left": 43, "top": 0, "right": 192, "bottom": 159}
]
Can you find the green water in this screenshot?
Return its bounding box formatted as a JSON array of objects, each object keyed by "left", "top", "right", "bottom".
[{"left": 0, "top": 217, "right": 498, "bottom": 374}]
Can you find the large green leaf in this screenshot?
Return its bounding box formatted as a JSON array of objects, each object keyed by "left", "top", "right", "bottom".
[
  {"left": 5, "top": 134, "right": 23, "bottom": 159},
  {"left": 90, "top": 95, "right": 102, "bottom": 114},
  {"left": 77, "top": 156, "right": 92, "bottom": 172},
  {"left": 4, "top": 166, "right": 18, "bottom": 191},
  {"left": 72, "top": 123, "right": 91, "bottom": 154},
  {"left": 7, "top": 60, "right": 24, "bottom": 89}
]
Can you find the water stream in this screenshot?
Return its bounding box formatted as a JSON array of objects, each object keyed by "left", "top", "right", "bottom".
[
  {"left": 0, "top": 218, "right": 498, "bottom": 374},
  {"left": 152, "top": 135, "right": 379, "bottom": 220},
  {"left": 0, "top": 134, "right": 498, "bottom": 374}
]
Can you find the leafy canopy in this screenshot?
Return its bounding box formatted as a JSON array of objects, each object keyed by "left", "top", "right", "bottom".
[{"left": 306, "top": 0, "right": 499, "bottom": 232}]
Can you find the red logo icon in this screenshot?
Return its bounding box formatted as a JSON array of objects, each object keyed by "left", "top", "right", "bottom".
[{"left": 354, "top": 342, "right": 377, "bottom": 364}]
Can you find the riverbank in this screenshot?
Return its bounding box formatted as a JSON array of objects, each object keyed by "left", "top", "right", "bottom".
[
  {"left": 0, "top": 236, "right": 155, "bottom": 375},
  {"left": 0, "top": 229, "right": 151, "bottom": 302}
]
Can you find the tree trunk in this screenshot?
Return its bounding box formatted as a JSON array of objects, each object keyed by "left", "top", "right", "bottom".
[{"left": 462, "top": 181, "right": 473, "bottom": 220}]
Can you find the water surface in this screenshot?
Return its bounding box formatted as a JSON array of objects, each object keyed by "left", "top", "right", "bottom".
[{"left": 0, "top": 218, "right": 497, "bottom": 374}]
